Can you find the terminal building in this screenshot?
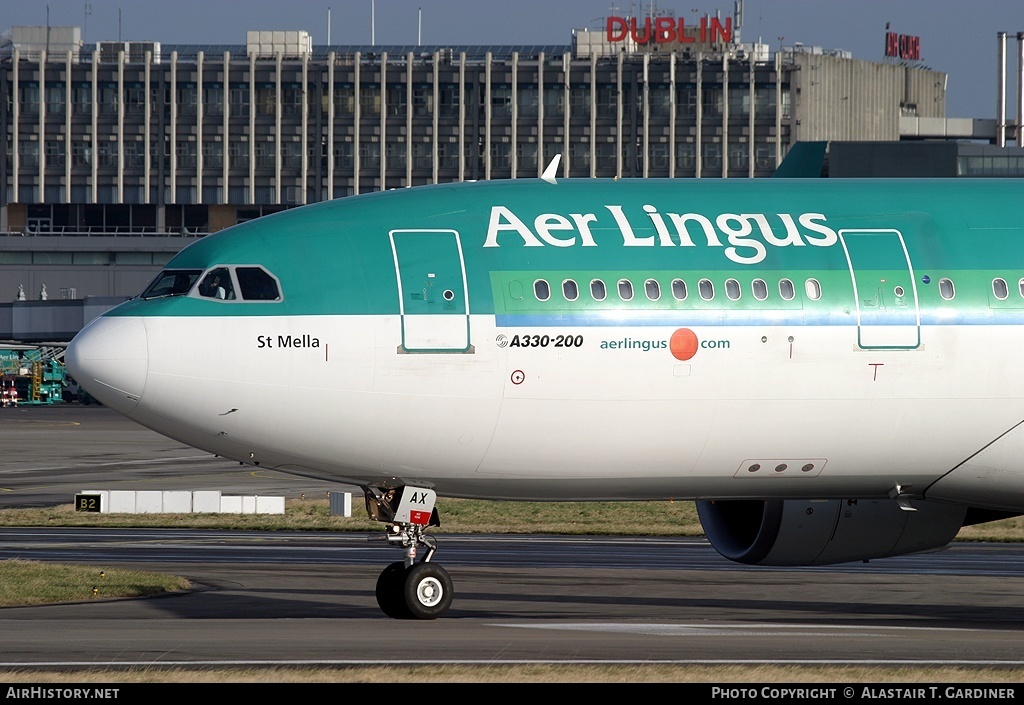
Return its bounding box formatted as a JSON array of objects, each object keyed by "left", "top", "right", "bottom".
[{"left": 0, "top": 7, "right": 1018, "bottom": 342}]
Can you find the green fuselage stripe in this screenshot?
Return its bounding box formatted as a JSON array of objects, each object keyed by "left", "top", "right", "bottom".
[{"left": 105, "top": 178, "right": 1024, "bottom": 325}]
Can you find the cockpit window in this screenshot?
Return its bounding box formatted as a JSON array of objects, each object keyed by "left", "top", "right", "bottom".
[
  {"left": 237, "top": 267, "right": 282, "bottom": 301},
  {"left": 140, "top": 269, "right": 202, "bottom": 299},
  {"left": 198, "top": 267, "right": 236, "bottom": 300}
]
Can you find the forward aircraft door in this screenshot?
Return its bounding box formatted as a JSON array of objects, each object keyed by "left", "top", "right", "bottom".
[
  {"left": 390, "top": 229, "right": 472, "bottom": 353},
  {"left": 839, "top": 229, "right": 921, "bottom": 350}
]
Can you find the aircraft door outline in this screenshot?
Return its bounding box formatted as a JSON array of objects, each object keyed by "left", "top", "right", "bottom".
[
  {"left": 390, "top": 229, "right": 473, "bottom": 353},
  {"left": 839, "top": 228, "right": 921, "bottom": 350}
]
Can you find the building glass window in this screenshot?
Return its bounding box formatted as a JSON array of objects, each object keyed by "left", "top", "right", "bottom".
[
  {"left": 71, "top": 83, "right": 91, "bottom": 115},
  {"left": 255, "top": 84, "right": 275, "bottom": 116},
  {"left": 676, "top": 142, "right": 696, "bottom": 172},
  {"left": 229, "top": 140, "right": 248, "bottom": 169},
  {"left": 45, "top": 83, "right": 66, "bottom": 115},
  {"left": 202, "top": 141, "right": 223, "bottom": 169},
  {"left": 569, "top": 86, "right": 590, "bottom": 117},
  {"left": 543, "top": 85, "right": 564, "bottom": 116},
  {"left": 202, "top": 84, "right": 223, "bottom": 116},
  {"left": 569, "top": 142, "right": 590, "bottom": 172},
  {"left": 72, "top": 141, "right": 91, "bottom": 167},
  {"left": 728, "top": 143, "right": 749, "bottom": 171},
  {"left": 702, "top": 142, "right": 722, "bottom": 171},
  {"left": 19, "top": 140, "right": 39, "bottom": 167},
  {"left": 177, "top": 83, "right": 198, "bottom": 116},
  {"left": 176, "top": 140, "right": 197, "bottom": 169},
  {"left": 360, "top": 86, "right": 381, "bottom": 115},
  {"left": 676, "top": 86, "right": 697, "bottom": 116},
  {"left": 254, "top": 140, "right": 275, "bottom": 169},
  {"left": 595, "top": 84, "right": 616, "bottom": 118},
  {"left": 44, "top": 141, "right": 65, "bottom": 168},
  {"left": 229, "top": 84, "right": 249, "bottom": 117},
  {"left": 18, "top": 82, "right": 40, "bottom": 114},
  {"left": 489, "top": 85, "right": 512, "bottom": 118},
  {"left": 649, "top": 86, "right": 671, "bottom": 117},
  {"left": 282, "top": 85, "right": 303, "bottom": 116},
  {"left": 701, "top": 87, "right": 722, "bottom": 117}
]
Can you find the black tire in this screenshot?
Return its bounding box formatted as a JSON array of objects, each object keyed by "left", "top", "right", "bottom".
[
  {"left": 375, "top": 562, "right": 412, "bottom": 619},
  {"left": 402, "top": 562, "right": 453, "bottom": 620}
]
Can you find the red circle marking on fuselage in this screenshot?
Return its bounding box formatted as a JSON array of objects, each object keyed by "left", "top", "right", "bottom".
[{"left": 670, "top": 328, "right": 699, "bottom": 361}]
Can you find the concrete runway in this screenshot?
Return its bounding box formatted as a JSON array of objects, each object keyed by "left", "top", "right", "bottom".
[
  {"left": 0, "top": 404, "right": 344, "bottom": 507},
  {"left": 2, "top": 405, "right": 1024, "bottom": 670}
]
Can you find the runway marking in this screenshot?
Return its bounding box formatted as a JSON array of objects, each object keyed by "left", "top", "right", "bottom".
[
  {"left": 495, "top": 622, "right": 981, "bottom": 638},
  {"left": 2, "top": 658, "right": 1024, "bottom": 668},
  {"left": 7, "top": 455, "right": 218, "bottom": 473}
]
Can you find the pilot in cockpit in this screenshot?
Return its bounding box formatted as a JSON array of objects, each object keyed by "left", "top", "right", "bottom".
[
  {"left": 199, "top": 269, "right": 234, "bottom": 300},
  {"left": 208, "top": 274, "right": 226, "bottom": 299}
]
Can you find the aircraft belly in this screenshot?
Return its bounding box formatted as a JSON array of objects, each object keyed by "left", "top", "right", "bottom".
[{"left": 926, "top": 420, "right": 1024, "bottom": 512}]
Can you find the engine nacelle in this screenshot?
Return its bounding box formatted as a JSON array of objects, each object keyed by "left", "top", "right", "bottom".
[{"left": 696, "top": 498, "right": 968, "bottom": 566}]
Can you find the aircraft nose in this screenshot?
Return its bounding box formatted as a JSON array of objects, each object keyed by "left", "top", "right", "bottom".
[{"left": 65, "top": 316, "right": 148, "bottom": 415}]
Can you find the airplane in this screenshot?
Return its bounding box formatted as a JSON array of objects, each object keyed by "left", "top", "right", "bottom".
[{"left": 66, "top": 155, "right": 1024, "bottom": 619}]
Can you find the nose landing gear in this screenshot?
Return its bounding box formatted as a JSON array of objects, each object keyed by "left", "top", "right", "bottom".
[{"left": 365, "top": 486, "right": 453, "bottom": 619}]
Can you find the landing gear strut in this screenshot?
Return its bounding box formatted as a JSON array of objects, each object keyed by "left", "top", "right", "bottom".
[{"left": 364, "top": 486, "right": 453, "bottom": 619}]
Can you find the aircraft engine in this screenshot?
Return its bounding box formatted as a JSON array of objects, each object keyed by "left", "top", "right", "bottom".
[{"left": 695, "top": 498, "right": 968, "bottom": 566}]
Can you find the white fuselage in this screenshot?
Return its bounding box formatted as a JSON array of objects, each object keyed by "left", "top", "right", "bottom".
[{"left": 74, "top": 310, "right": 1024, "bottom": 504}]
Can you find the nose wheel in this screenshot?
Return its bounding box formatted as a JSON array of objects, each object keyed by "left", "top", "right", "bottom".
[
  {"left": 364, "top": 485, "right": 454, "bottom": 619},
  {"left": 376, "top": 560, "right": 454, "bottom": 619}
]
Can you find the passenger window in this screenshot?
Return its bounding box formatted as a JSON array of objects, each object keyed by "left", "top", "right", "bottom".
[
  {"left": 645, "top": 279, "right": 661, "bottom": 301},
  {"left": 725, "top": 278, "right": 741, "bottom": 301},
  {"left": 779, "top": 278, "right": 795, "bottom": 301},
  {"left": 237, "top": 267, "right": 282, "bottom": 301},
  {"left": 805, "top": 278, "right": 822, "bottom": 301},
  {"left": 752, "top": 278, "right": 768, "bottom": 301},
  {"left": 534, "top": 279, "right": 550, "bottom": 301},
  {"left": 671, "top": 279, "right": 687, "bottom": 301},
  {"left": 939, "top": 278, "right": 955, "bottom": 300},
  {"left": 1019, "top": 279, "right": 1024, "bottom": 299},
  {"left": 617, "top": 279, "right": 634, "bottom": 301},
  {"left": 993, "top": 278, "right": 1009, "bottom": 300},
  {"left": 562, "top": 279, "right": 579, "bottom": 301},
  {"left": 698, "top": 279, "right": 714, "bottom": 300},
  {"left": 199, "top": 267, "right": 235, "bottom": 300},
  {"left": 590, "top": 279, "right": 607, "bottom": 301}
]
